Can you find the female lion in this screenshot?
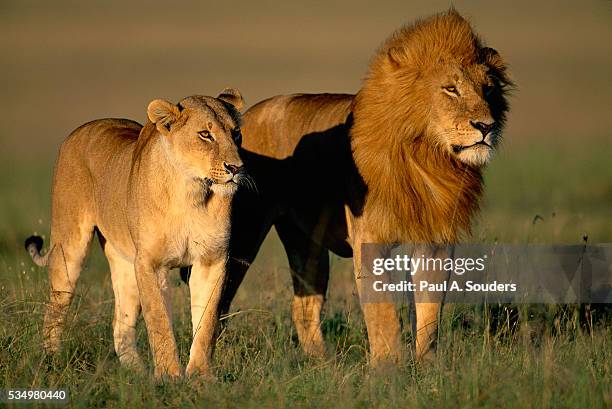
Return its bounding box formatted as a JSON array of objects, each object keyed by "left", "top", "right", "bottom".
[{"left": 25, "top": 89, "right": 245, "bottom": 380}]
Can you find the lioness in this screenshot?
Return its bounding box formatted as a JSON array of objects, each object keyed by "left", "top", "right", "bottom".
[
  {"left": 213, "top": 11, "right": 512, "bottom": 364},
  {"left": 26, "top": 89, "right": 245, "bottom": 379}
]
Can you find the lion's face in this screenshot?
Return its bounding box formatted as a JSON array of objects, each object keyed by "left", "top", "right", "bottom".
[
  {"left": 147, "top": 90, "right": 245, "bottom": 194},
  {"left": 429, "top": 60, "right": 507, "bottom": 167},
  {"left": 357, "top": 13, "right": 511, "bottom": 170}
]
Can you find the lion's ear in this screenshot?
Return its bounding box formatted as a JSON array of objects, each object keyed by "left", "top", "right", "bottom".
[
  {"left": 147, "top": 99, "right": 181, "bottom": 134},
  {"left": 217, "top": 88, "right": 244, "bottom": 111},
  {"left": 481, "top": 47, "right": 506, "bottom": 72},
  {"left": 386, "top": 46, "right": 405, "bottom": 69},
  {"left": 481, "top": 47, "right": 513, "bottom": 88}
]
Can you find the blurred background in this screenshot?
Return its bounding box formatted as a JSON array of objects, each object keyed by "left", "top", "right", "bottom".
[
  {"left": 0, "top": 0, "right": 611, "bottom": 305},
  {"left": 2, "top": 1, "right": 611, "bottom": 153}
]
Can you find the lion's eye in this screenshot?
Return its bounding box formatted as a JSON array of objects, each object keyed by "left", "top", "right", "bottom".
[
  {"left": 198, "top": 130, "right": 214, "bottom": 142},
  {"left": 443, "top": 85, "right": 459, "bottom": 96}
]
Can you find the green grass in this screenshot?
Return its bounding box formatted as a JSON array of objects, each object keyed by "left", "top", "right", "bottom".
[{"left": 0, "top": 143, "right": 611, "bottom": 408}]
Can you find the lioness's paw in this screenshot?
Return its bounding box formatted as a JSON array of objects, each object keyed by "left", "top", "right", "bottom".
[
  {"left": 153, "top": 364, "right": 183, "bottom": 384},
  {"left": 118, "top": 354, "right": 146, "bottom": 374},
  {"left": 185, "top": 362, "right": 215, "bottom": 382},
  {"left": 153, "top": 372, "right": 183, "bottom": 384},
  {"left": 415, "top": 348, "right": 437, "bottom": 366},
  {"left": 42, "top": 338, "right": 61, "bottom": 355}
]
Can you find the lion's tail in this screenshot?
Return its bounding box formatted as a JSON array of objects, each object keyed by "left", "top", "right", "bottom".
[{"left": 25, "top": 235, "right": 49, "bottom": 267}]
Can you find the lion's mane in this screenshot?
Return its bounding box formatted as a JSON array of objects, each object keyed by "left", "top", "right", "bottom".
[{"left": 350, "top": 10, "right": 511, "bottom": 243}]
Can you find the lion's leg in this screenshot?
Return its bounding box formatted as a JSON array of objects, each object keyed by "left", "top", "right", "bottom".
[
  {"left": 352, "top": 243, "right": 402, "bottom": 366},
  {"left": 134, "top": 256, "right": 181, "bottom": 380},
  {"left": 219, "top": 187, "right": 276, "bottom": 317},
  {"left": 186, "top": 257, "right": 226, "bottom": 379},
  {"left": 105, "top": 243, "right": 144, "bottom": 371},
  {"left": 361, "top": 303, "right": 402, "bottom": 365},
  {"left": 414, "top": 302, "right": 441, "bottom": 362},
  {"left": 219, "top": 258, "right": 249, "bottom": 316},
  {"left": 276, "top": 220, "right": 329, "bottom": 358},
  {"left": 412, "top": 245, "right": 448, "bottom": 363},
  {"left": 43, "top": 221, "right": 94, "bottom": 354},
  {"left": 290, "top": 250, "right": 329, "bottom": 358}
]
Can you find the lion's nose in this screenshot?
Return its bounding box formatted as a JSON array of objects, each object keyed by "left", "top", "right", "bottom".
[
  {"left": 470, "top": 120, "right": 495, "bottom": 138},
  {"left": 223, "top": 161, "right": 243, "bottom": 175}
]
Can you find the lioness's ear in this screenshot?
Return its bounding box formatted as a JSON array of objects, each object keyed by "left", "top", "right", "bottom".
[
  {"left": 147, "top": 99, "right": 181, "bottom": 134},
  {"left": 217, "top": 88, "right": 244, "bottom": 111}
]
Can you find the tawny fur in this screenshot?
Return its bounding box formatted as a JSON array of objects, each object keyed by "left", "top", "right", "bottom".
[
  {"left": 27, "top": 89, "right": 246, "bottom": 381},
  {"left": 351, "top": 10, "right": 511, "bottom": 243},
  {"left": 225, "top": 10, "right": 512, "bottom": 364}
]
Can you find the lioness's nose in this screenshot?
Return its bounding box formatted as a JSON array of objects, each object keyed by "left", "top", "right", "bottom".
[
  {"left": 223, "top": 161, "right": 243, "bottom": 175},
  {"left": 470, "top": 120, "right": 495, "bottom": 137}
]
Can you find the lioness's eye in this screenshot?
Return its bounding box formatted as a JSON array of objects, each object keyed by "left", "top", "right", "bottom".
[
  {"left": 198, "top": 130, "right": 214, "bottom": 142},
  {"left": 443, "top": 85, "right": 459, "bottom": 96}
]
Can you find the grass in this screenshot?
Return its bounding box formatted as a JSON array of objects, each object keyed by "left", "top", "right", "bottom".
[{"left": 0, "top": 142, "right": 611, "bottom": 408}]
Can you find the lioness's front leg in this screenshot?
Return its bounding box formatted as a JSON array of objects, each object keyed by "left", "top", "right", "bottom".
[
  {"left": 106, "top": 243, "right": 144, "bottom": 371},
  {"left": 186, "top": 257, "right": 227, "bottom": 378},
  {"left": 134, "top": 255, "right": 181, "bottom": 380}
]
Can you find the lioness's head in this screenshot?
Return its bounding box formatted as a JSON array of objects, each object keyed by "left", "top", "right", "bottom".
[
  {"left": 356, "top": 10, "right": 512, "bottom": 168},
  {"left": 147, "top": 89, "right": 245, "bottom": 193}
]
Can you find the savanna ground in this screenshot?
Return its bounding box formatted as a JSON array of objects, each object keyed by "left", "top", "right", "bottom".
[
  {"left": 1, "top": 1, "right": 611, "bottom": 408},
  {"left": 0, "top": 141, "right": 610, "bottom": 408}
]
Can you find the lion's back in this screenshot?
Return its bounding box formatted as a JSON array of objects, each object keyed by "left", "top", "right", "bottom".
[{"left": 242, "top": 93, "right": 354, "bottom": 159}]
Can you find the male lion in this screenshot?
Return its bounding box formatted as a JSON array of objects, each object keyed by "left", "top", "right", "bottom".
[
  {"left": 216, "top": 10, "right": 512, "bottom": 364},
  {"left": 26, "top": 89, "right": 245, "bottom": 380}
]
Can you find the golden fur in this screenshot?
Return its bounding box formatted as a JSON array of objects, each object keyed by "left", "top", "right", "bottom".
[
  {"left": 26, "top": 89, "right": 246, "bottom": 380},
  {"left": 222, "top": 10, "right": 511, "bottom": 364},
  {"left": 351, "top": 10, "right": 511, "bottom": 244}
]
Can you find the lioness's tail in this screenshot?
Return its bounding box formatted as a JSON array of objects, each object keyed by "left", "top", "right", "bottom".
[{"left": 25, "top": 235, "right": 49, "bottom": 266}]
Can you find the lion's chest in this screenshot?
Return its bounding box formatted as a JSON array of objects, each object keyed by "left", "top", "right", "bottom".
[{"left": 162, "top": 210, "right": 230, "bottom": 268}]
